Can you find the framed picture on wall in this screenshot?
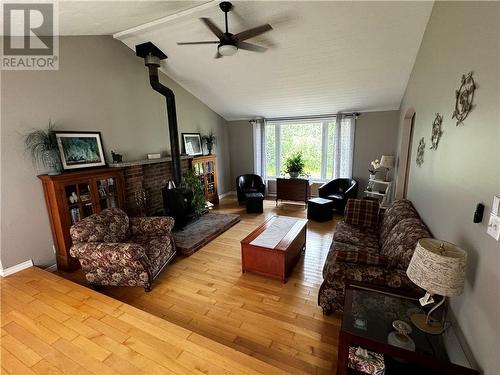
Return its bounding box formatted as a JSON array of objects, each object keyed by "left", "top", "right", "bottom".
[
  {"left": 182, "top": 133, "right": 203, "bottom": 156},
  {"left": 55, "top": 131, "right": 106, "bottom": 170}
]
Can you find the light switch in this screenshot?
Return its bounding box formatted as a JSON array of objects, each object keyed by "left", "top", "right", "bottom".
[
  {"left": 487, "top": 214, "right": 500, "bottom": 241},
  {"left": 492, "top": 195, "right": 500, "bottom": 216}
]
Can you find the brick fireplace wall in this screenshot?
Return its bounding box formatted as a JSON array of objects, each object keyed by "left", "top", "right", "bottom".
[{"left": 121, "top": 158, "right": 191, "bottom": 217}]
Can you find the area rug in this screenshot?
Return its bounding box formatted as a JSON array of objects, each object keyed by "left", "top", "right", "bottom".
[{"left": 172, "top": 212, "right": 240, "bottom": 256}]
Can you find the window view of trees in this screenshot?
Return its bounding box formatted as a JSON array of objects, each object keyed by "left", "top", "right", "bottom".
[
  {"left": 280, "top": 122, "right": 322, "bottom": 178},
  {"left": 264, "top": 117, "right": 354, "bottom": 181},
  {"left": 265, "top": 123, "right": 276, "bottom": 176},
  {"left": 266, "top": 121, "right": 334, "bottom": 179}
]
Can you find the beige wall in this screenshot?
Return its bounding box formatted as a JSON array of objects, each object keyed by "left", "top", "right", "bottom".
[
  {"left": 396, "top": 2, "right": 500, "bottom": 373},
  {"left": 227, "top": 120, "right": 254, "bottom": 189},
  {"left": 1, "top": 36, "right": 229, "bottom": 269},
  {"left": 352, "top": 111, "right": 400, "bottom": 197}
]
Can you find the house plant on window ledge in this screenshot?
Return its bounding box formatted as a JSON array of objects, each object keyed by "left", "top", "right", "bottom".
[
  {"left": 201, "top": 132, "right": 216, "bottom": 155},
  {"left": 24, "top": 121, "right": 62, "bottom": 175},
  {"left": 284, "top": 152, "right": 305, "bottom": 178}
]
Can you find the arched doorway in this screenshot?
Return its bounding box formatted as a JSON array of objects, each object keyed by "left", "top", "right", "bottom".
[{"left": 395, "top": 108, "right": 416, "bottom": 199}]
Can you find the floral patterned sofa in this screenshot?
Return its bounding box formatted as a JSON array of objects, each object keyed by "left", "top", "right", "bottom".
[
  {"left": 69, "top": 208, "right": 176, "bottom": 291},
  {"left": 318, "top": 199, "right": 431, "bottom": 314}
]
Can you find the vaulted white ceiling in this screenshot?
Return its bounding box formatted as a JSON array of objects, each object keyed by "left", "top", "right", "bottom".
[
  {"left": 116, "top": 1, "right": 433, "bottom": 120},
  {"left": 59, "top": 1, "right": 207, "bottom": 35},
  {"left": 57, "top": 1, "right": 434, "bottom": 121}
]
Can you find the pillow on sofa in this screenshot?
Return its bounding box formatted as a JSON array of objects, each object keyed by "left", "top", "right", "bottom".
[
  {"left": 344, "top": 199, "right": 379, "bottom": 228},
  {"left": 379, "top": 200, "right": 420, "bottom": 245},
  {"left": 380, "top": 218, "right": 431, "bottom": 270}
]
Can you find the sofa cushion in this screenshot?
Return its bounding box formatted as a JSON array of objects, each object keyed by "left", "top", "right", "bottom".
[
  {"left": 379, "top": 200, "right": 420, "bottom": 245},
  {"left": 336, "top": 248, "right": 388, "bottom": 267},
  {"left": 344, "top": 199, "right": 380, "bottom": 228},
  {"left": 333, "top": 221, "right": 379, "bottom": 249},
  {"left": 380, "top": 218, "right": 431, "bottom": 270},
  {"left": 131, "top": 235, "right": 175, "bottom": 274},
  {"left": 71, "top": 208, "right": 129, "bottom": 243}
]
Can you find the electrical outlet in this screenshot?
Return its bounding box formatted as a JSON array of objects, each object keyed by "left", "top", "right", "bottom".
[{"left": 487, "top": 214, "right": 500, "bottom": 241}]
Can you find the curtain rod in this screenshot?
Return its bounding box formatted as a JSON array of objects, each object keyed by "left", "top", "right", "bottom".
[{"left": 261, "top": 112, "right": 361, "bottom": 122}]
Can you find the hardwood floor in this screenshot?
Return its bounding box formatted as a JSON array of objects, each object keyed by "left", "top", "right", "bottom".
[
  {"left": 61, "top": 196, "right": 343, "bottom": 374},
  {"left": 1, "top": 267, "right": 290, "bottom": 374}
]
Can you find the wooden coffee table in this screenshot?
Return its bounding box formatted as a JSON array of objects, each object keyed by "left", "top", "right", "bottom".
[{"left": 240, "top": 215, "right": 307, "bottom": 282}]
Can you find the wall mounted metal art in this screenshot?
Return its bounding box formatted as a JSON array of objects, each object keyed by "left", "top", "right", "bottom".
[
  {"left": 429, "top": 113, "right": 443, "bottom": 150},
  {"left": 452, "top": 71, "right": 476, "bottom": 126},
  {"left": 416, "top": 137, "right": 425, "bottom": 167}
]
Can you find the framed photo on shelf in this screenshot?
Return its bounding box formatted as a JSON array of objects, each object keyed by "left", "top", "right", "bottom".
[
  {"left": 55, "top": 131, "right": 106, "bottom": 170},
  {"left": 182, "top": 133, "right": 203, "bottom": 156}
]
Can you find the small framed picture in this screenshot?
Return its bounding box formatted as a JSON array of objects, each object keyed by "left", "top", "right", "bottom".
[
  {"left": 182, "top": 133, "right": 203, "bottom": 156},
  {"left": 55, "top": 131, "right": 106, "bottom": 170}
]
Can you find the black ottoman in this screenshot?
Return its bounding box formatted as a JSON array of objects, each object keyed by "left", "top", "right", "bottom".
[
  {"left": 307, "top": 197, "right": 334, "bottom": 222},
  {"left": 245, "top": 192, "right": 264, "bottom": 213}
]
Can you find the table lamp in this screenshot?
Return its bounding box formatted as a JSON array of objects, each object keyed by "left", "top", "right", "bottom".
[
  {"left": 406, "top": 238, "right": 467, "bottom": 334},
  {"left": 379, "top": 155, "right": 395, "bottom": 181}
]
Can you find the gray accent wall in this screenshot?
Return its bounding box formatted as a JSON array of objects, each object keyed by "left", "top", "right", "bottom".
[
  {"left": 352, "top": 111, "right": 400, "bottom": 197},
  {"left": 227, "top": 120, "right": 254, "bottom": 189},
  {"left": 227, "top": 111, "right": 400, "bottom": 196},
  {"left": 396, "top": 2, "right": 500, "bottom": 373},
  {"left": 1, "top": 36, "right": 230, "bottom": 269}
]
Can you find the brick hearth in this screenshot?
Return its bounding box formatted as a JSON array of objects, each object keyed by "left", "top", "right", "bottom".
[{"left": 111, "top": 157, "right": 191, "bottom": 216}]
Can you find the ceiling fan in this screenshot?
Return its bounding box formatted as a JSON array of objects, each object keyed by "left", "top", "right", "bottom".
[{"left": 177, "top": 1, "right": 273, "bottom": 58}]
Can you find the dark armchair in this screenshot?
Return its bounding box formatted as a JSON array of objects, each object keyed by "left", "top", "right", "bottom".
[
  {"left": 318, "top": 178, "right": 358, "bottom": 212},
  {"left": 236, "top": 174, "right": 266, "bottom": 205}
]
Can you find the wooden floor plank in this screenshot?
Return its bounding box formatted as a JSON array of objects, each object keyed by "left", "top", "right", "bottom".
[
  {"left": 1, "top": 266, "right": 285, "bottom": 375},
  {"left": 25, "top": 196, "right": 342, "bottom": 374}
]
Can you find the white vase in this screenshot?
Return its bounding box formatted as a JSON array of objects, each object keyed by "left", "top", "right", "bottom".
[{"left": 43, "top": 150, "right": 61, "bottom": 175}]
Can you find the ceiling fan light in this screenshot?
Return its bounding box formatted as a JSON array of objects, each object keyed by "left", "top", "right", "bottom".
[{"left": 218, "top": 44, "right": 238, "bottom": 56}]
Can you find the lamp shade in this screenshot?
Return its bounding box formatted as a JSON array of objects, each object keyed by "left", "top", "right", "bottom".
[
  {"left": 380, "top": 155, "right": 395, "bottom": 169},
  {"left": 407, "top": 238, "right": 467, "bottom": 297}
]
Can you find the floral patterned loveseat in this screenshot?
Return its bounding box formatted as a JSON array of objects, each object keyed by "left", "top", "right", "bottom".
[
  {"left": 69, "top": 208, "right": 176, "bottom": 291},
  {"left": 318, "top": 199, "right": 431, "bottom": 314}
]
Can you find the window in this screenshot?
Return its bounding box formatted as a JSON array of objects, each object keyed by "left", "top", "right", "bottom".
[{"left": 260, "top": 116, "right": 355, "bottom": 181}]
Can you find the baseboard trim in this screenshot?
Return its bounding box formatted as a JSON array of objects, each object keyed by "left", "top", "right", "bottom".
[
  {"left": 44, "top": 264, "right": 58, "bottom": 273},
  {"left": 0, "top": 259, "right": 34, "bottom": 277},
  {"left": 219, "top": 191, "right": 235, "bottom": 199}
]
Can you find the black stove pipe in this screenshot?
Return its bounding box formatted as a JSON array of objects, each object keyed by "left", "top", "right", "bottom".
[{"left": 135, "top": 42, "right": 182, "bottom": 185}]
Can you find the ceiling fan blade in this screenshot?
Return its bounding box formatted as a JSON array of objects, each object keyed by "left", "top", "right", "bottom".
[
  {"left": 177, "top": 41, "right": 219, "bottom": 45},
  {"left": 234, "top": 24, "right": 272, "bottom": 41},
  {"left": 200, "top": 17, "right": 224, "bottom": 39},
  {"left": 214, "top": 51, "right": 222, "bottom": 59},
  {"left": 237, "top": 41, "right": 267, "bottom": 53}
]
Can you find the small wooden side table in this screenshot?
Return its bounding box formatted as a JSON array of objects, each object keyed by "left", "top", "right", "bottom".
[{"left": 276, "top": 177, "right": 311, "bottom": 206}]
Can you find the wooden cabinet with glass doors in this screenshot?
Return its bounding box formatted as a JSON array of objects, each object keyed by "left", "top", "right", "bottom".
[
  {"left": 192, "top": 155, "right": 219, "bottom": 205},
  {"left": 39, "top": 168, "right": 125, "bottom": 271}
]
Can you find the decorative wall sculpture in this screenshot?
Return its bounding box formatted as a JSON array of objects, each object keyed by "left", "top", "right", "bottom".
[
  {"left": 416, "top": 138, "right": 425, "bottom": 167},
  {"left": 452, "top": 71, "right": 476, "bottom": 126},
  {"left": 429, "top": 113, "right": 443, "bottom": 150}
]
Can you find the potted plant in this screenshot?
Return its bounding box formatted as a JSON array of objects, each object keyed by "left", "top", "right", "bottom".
[
  {"left": 182, "top": 168, "right": 207, "bottom": 216},
  {"left": 24, "top": 122, "right": 61, "bottom": 175},
  {"left": 284, "top": 152, "right": 305, "bottom": 178},
  {"left": 201, "top": 132, "right": 216, "bottom": 155}
]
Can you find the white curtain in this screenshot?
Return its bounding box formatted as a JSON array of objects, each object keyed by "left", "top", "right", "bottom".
[
  {"left": 251, "top": 118, "right": 266, "bottom": 180},
  {"left": 332, "top": 113, "right": 356, "bottom": 179}
]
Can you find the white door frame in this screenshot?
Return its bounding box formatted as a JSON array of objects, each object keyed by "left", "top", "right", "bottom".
[{"left": 395, "top": 108, "right": 416, "bottom": 199}]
